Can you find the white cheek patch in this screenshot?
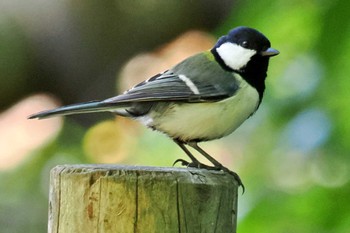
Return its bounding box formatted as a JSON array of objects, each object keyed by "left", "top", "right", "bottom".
[{"left": 216, "top": 42, "right": 256, "bottom": 70}]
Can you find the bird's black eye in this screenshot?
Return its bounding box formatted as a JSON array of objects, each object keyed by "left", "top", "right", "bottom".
[{"left": 241, "top": 41, "right": 249, "bottom": 48}]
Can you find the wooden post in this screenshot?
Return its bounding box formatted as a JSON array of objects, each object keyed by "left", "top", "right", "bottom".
[{"left": 48, "top": 164, "right": 238, "bottom": 233}]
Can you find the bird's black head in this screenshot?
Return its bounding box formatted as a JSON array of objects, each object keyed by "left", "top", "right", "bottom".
[
  {"left": 212, "top": 26, "right": 279, "bottom": 72},
  {"left": 211, "top": 26, "right": 279, "bottom": 98}
]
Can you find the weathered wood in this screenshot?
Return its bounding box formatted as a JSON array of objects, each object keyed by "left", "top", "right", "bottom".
[{"left": 48, "top": 164, "right": 238, "bottom": 233}]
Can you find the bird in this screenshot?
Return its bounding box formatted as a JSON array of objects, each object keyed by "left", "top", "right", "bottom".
[{"left": 29, "top": 26, "right": 279, "bottom": 191}]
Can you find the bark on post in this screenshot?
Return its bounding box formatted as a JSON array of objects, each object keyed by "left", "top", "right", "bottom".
[{"left": 48, "top": 164, "right": 239, "bottom": 233}]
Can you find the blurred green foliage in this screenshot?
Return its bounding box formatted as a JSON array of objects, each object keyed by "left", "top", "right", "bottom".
[
  {"left": 1, "top": 0, "right": 350, "bottom": 232},
  {"left": 220, "top": 0, "right": 350, "bottom": 232}
]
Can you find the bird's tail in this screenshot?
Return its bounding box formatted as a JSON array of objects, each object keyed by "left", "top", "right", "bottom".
[{"left": 28, "top": 100, "right": 123, "bottom": 119}]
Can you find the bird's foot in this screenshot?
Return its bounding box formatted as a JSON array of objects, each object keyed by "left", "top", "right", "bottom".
[
  {"left": 172, "top": 159, "right": 190, "bottom": 167},
  {"left": 173, "top": 159, "right": 245, "bottom": 193},
  {"left": 173, "top": 159, "right": 220, "bottom": 170}
]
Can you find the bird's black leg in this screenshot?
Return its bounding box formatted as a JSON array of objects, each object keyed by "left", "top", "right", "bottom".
[
  {"left": 173, "top": 139, "right": 199, "bottom": 166},
  {"left": 187, "top": 142, "right": 223, "bottom": 168},
  {"left": 187, "top": 142, "right": 245, "bottom": 192},
  {"left": 173, "top": 140, "right": 244, "bottom": 192},
  {"left": 173, "top": 140, "right": 215, "bottom": 169}
]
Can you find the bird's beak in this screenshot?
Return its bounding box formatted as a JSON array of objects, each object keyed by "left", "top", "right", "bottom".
[{"left": 260, "top": 48, "right": 279, "bottom": 57}]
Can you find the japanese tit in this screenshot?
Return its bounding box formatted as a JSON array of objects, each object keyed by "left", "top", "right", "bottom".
[{"left": 29, "top": 26, "right": 279, "bottom": 190}]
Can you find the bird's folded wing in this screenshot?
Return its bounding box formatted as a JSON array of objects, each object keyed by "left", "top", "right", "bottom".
[{"left": 103, "top": 72, "right": 239, "bottom": 104}]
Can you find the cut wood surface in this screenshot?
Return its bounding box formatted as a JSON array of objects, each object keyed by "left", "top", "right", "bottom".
[{"left": 48, "top": 164, "right": 238, "bottom": 233}]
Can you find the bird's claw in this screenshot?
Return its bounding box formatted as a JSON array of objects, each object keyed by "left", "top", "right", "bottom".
[
  {"left": 221, "top": 167, "right": 245, "bottom": 194},
  {"left": 173, "top": 159, "right": 216, "bottom": 170},
  {"left": 172, "top": 159, "right": 191, "bottom": 167}
]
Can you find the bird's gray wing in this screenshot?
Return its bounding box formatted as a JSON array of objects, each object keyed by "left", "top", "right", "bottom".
[{"left": 103, "top": 53, "right": 240, "bottom": 105}]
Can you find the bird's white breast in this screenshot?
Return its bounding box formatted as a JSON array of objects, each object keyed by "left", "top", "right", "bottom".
[{"left": 140, "top": 74, "right": 260, "bottom": 142}]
